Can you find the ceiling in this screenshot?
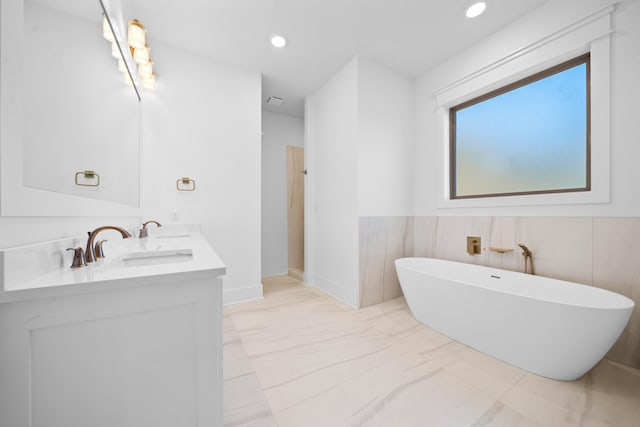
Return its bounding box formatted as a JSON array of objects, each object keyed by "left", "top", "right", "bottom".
[{"left": 55, "top": 0, "right": 551, "bottom": 118}]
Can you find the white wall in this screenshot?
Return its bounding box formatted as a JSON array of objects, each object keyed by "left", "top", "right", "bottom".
[
  {"left": 306, "top": 58, "right": 359, "bottom": 307},
  {"left": 141, "top": 42, "right": 262, "bottom": 304},
  {"left": 357, "top": 57, "right": 414, "bottom": 216},
  {"left": 414, "top": 0, "right": 640, "bottom": 217},
  {"left": 0, "top": 217, "right": 139, "bottom": 249},
  {"left": 306, "top": 56, "right": 414, "bottom": 306},
  {"left": 261, "top": 110, "right": 304, "bottom": 277}
]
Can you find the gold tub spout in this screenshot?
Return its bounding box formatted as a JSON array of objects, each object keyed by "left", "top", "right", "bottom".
[{"left": 517, "top": 243, "right": 534, "bottom": 275}]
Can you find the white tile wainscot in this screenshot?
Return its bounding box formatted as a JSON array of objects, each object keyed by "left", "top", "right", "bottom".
[{"left": 0, "top": 227, "right": 225, "bottom": 427}]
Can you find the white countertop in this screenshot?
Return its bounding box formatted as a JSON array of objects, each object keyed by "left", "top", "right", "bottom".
[{"left": 0, "top": 230, "right": 226, "bottom": 303}]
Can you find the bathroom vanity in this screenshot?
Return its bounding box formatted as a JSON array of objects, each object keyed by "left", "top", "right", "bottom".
[{"left": 0, "top": 225, "right": 225, "bottom": 427}]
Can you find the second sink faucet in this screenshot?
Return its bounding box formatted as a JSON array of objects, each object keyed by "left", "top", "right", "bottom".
[
  {"left": 139, "top": 220, "right": 162, "bottom": 238},
  {"left": 85, "top": 225, "right": 132, "bottom": 263}
]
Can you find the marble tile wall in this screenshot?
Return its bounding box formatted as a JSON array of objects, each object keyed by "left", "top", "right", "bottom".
[
  {"left": 359, "top": 216, "right": 640, "bottom": 370},
  {"left": 592, "top": 218, "right": 640, "bottom": 369},
  {"left": 358, "top": 217, "right": 414, "bottom": 308},
  {"left": 413, "top": 217, "right": 595, "bottom": 284}
]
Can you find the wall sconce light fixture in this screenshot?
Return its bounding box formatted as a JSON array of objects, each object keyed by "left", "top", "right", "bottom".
[
  {"left": 128, "top": 19, "right": 156, "bottom": 90},
  {"left": 102, "top": 14, "right": 156, "bottom": 90}
]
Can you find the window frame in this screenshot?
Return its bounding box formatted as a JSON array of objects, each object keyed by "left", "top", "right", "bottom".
[{"left": 448, "top": 53, "right": 591, "bottom": 200}]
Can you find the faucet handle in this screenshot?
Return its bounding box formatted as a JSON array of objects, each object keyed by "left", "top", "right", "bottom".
[
  {"left": 66, "top": 247, "right": 86, "bottom": 268},
  {"left": 94, "top": 240, "right": 108, "bottom": 259}
]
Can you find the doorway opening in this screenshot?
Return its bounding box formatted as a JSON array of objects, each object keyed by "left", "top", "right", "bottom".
[{"left": 287, "top": 145, "right": 304, "bottom": 280}]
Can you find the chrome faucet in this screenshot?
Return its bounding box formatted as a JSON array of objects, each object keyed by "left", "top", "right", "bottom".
[
  {"left": 85, "top": 225, "right": 132, "bottom": 263},
  {"left": 139, "top": 220, "right": 162, "bottom": 238},
  {"left": 517, "top": 243, "right": 534, "bottom": 275}
]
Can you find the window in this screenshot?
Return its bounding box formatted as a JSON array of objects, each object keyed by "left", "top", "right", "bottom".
[{"left": 449, "top": 54, "right": 590, "bottom": 199}]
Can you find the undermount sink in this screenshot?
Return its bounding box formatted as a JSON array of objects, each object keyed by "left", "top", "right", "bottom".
[{"left": 111, "top": 249, "right": 194, "bottom": 268}]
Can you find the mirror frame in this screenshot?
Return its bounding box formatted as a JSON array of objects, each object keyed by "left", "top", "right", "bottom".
[{"left": 0, "top": 0, "right": 142, "bottom": 217}]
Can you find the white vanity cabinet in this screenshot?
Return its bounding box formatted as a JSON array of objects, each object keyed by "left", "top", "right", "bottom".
[{"left": 0, "top": 231, "right": 225, "bottom": 427}]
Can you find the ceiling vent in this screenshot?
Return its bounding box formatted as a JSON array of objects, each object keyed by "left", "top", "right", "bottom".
[{"left": 266, "top": 96, "right": 284, "bottom": 106}]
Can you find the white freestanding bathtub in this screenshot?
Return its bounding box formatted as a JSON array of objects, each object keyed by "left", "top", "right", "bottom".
[{"left": 395, "top": 257, "right": 634, "bottom": 381}]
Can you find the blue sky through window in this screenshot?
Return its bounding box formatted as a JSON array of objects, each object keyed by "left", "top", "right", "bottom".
[{"left": 453, "top": 60, "right": 588, "bottom": 197}]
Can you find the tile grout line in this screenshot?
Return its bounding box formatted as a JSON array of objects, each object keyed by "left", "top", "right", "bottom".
[
  {"left": 244, "top": 276, "right": 418, "bottom": 422},
  {"left": 497, "top": 371, "right": 528, "bottom": 402},
  {"left": 224, "top": 311, "right": 280, "bottom": 426},
  {"left": 467, "top": 371, "right": 531, "bottom": 427},
  {"left": 229, "top": 276, "right": 347, "bottom": 426}
]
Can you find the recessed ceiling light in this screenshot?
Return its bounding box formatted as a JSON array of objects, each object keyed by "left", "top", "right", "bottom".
[
  {"left": 466, "top": 2, "right": 487, "bottom": 18},
  {"left": 270, "top": 34, "right": 287, "bottom": 48}
]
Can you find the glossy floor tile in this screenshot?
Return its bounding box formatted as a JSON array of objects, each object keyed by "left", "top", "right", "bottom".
[{"left": 224, "top": 275, "right": 640, "bottom": 427}]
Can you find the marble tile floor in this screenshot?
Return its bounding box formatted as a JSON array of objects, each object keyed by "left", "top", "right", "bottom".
[{"left": 223, "top": 275, "right": 640, "bottom": 427}]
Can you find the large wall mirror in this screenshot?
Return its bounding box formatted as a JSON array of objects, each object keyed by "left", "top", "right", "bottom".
[{"left": 0, "top": 0, "right": 141, "bottom": 216}]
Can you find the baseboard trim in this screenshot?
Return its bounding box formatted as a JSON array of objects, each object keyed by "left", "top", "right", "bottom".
[
  {"left": 261, "top": 267, "right": 288, "bottom": 277},
  {"left": 223, "top": 284, "right": 263, "bottom": 305},
  {"left": 261, "top": 272, "right": 288, "bottom": 278},
  {"left": 287, "top": 268, "right": 304, "bottom": 281},
  {"left": 312, "top": 274, "right": 358, "bottom": 308}
]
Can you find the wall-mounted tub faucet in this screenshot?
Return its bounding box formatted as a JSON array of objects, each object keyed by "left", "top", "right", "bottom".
[
  {"left": 467, "top": 236, "right": 481, "bottom": 255},
  {"left": 518, "top": 243, "right": 534, "bottom": 275},
  {"left": 139, "top": 220, "right": 162, "bottom": 238},
  {"left": 85, "top": 226, "right": 132, "bottom": 263}
]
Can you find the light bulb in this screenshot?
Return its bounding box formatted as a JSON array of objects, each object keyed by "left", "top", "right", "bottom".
[
  {"left": 141, "top": 73, "right": 156, "bottom": 90},
  {"left": 111, "top": 42, "right": 122, "bottom": 59},
  {"left": 128, "top": 20, "right": 146, "bottom": 49},
  {"left": 133, "top": 45, "right": 150, "bottom": 64},
  {"left": 102, "top": 16, "right": 115, "bottom": 43},
  {"left": 138, "top": 61, "right": 153, "bottom": 78},
  {"left": 118, "top": 58, "right": 128, "bottom": 73}
]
